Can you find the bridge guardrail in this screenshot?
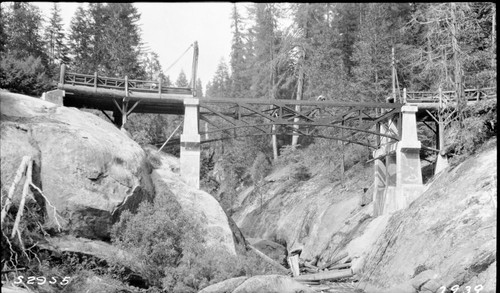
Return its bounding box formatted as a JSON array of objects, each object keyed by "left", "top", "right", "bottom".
[{"left": 60, "top": 65, "right": 193, "bottom": 96}]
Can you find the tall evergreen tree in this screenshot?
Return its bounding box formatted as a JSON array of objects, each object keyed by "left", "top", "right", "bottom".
[
  {"left": 351, "top": 3, "right": 410, "bottom": 101},
  {"left": 0, "top": 4, "right": 7, "bottom": 54},
  {"left": 247, "top": 3, "right": 281, "bottom": 100},
  {"left": 206, "top": 59, "right": 231, "bottom": 98},
  {"left": 0, "top": 2, "right": 51, "bottom": 95},
  {"left": 229, "top": 4, "right": 249, "bottom": 99},
  {"left": 3, "top": 2, "right": 47, "bottom": 61},
  {"left": 44, "top": 3, "right": 69, "bottom": 75},
  {"left": 68, "top": 3, "right": 144, "bottom": 77},
  {"left": 141, "top": 51, "right": 165, "bottom": 81},
  {"left": 103, "top": 3, "right": 143, "bottom": 77},
  {"left": 68, "top": 5, "right": 92, "bottom": 73}
]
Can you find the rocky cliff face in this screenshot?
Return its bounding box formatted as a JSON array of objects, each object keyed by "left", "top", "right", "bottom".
[
  {"left": 358, "top": 140, "right": 496, "bottom": 293},
  {"left": 233, "top": 138, "right": 497, "bottom": 292},
  {"left": 1, "top": 91, "right": 154, "bottom": 240}
]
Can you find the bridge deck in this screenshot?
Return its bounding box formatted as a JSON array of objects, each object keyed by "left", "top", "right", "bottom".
[{"left": 58, "top": 70, "right": 404, "bottom": 115}]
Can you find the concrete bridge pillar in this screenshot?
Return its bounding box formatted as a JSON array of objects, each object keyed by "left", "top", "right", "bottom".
[
  {"left": 41, "top": 89, "right": 65, "bottom": 106},
  {"left": 396, "top": 105, "right": 423, "bottom": 209},
  {"left": 373, "top": 106, "right": 423, "bottom": 215},
  {"left": 180, "top": 98, "right": 201, "bottom": 188}
]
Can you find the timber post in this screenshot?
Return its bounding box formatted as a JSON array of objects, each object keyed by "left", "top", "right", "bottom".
[
  {"left": 191, "top": 41, "right": 199, "bottom": 97},
  {"left": 59, "top": 64, "right": 66, "bottom": 86},
  {"left": 180, "top": 98, "right": 201, "bottom": 188}
]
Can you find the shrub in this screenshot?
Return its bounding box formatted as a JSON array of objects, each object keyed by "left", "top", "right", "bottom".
[
  {"left": 111, "top": 192, "right": 204, "bottom": 287},
  {"left": 250, "top": 151, "right": 272, "bottom": 185},
  {"left": 111, "top": 189, "right": 285, "bottom": 292},
  {"left": 0, "top": 52, "right": 52, "bottom": 96},
  {"left": 446, "top": 99, "right": 497, "bottom": 165}
]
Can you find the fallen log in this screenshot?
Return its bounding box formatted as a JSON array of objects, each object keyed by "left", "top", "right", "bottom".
[
  {"left": 248, "top": 244, "right": 289, "bottom": 274},
  {"left": 294, "top": 268, "right": 353, "bottom": 282},
  {"left": 295, "top": 279, "right": 320, "bottom": 285},
  {"left": 318, "top": 251, "right": 348, "bottom": 270},
  {"left": 327, "top": 262, "right": 352, "bottom": 270},
  {"left": 303, "top": 261, "right": 319, "bottom": 270},
  {"left": 11, "top": 159, "right": 32, "bottom": 239}
]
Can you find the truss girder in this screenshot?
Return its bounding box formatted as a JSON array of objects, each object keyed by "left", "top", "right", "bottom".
[{"left": 198, "top": 100, "right": 402, "bottom": 149}]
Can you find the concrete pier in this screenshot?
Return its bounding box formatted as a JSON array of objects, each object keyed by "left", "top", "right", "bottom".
[
  {"left": 180, "top": 98, "right": 201, "bottom": 188},
  {"left": 41, "top": 89, "right": 65, "bottom": 106},
  {"left": 373, "top": 106, "right": 424, "bottom": 215}
]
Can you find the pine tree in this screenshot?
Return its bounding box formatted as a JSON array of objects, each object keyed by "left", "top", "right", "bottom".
[
  {"left": 351, "top": 3, "right": 410, "bottom": 101},
  {"left": 44, "top": 3, "right": 69, "bottom": 76},
  {"left": 68, "top": 5, "right": 92, "bottom": 73},
  {"left": 206, "top": 59, "right": 231, "bottom": 98},
  {"left": 141, "top": 51, "right": 164, "bottom": 80},
  {"left": 0, "top": 2, "right": 51, "bottom": 95},
  {"left": 0, "top": 4, "right": 7, "bottom": 54},
  {"left": 176, "top": 70, "right": 189, "bottom": 87},
  {"left": 229, "top": 4, "right": 249, "bottom": 99},
  {"left": 102, "top": 3, "right": 143, "bottom": 78},
  {"left": 3, "top": 2, "right": 47, "bottom": 61},
  {"left": 68, "top": 3, "right": 144, "bottom": 78}
]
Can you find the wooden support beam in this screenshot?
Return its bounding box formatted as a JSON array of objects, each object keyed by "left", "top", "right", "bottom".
[
  {"left": 126, "top": 100, "right": 141, "bottom": 116},
  {"left": 366, "top": 150, "right": 397, "bottom": 164},
  {"left": 421, "top": 120, "right": 437, "bottom": 134},
  {"left": 100, "top": 110, "right": 114, "bottom": 124},
  {"left": 425, "top": 109, "right": 439, "bottom": 123}
]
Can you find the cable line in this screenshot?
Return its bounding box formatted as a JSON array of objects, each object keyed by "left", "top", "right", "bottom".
[{"left": 164, "top": 44, "right": 194, "bottom": 73}]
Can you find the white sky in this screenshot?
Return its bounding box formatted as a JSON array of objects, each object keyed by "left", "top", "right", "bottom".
[{"left": 33, "top": 2, "right": 246, "bottom": 89}]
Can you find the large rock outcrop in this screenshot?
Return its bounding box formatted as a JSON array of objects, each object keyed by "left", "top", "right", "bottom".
[
  {"left": 233, "top": 136, "right": 496, "bottom": 292},
  {"left": 1, "top": 91, "right": 154, "bottom": 239},
  {"left": 148, "top": 150, "right": 241, "bottom": 255},
  {"left": 357, "top": 140, "right": 497, "bottom": 293},
  {"left": 199, "top": 275, "right": 316, "bottom": 293},
  {"left": 232, "top": 161, "right": 374, "bottom": 265}
]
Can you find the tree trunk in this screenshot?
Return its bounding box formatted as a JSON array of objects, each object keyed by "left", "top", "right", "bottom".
[
  {"left": 270, "top": 32, "right": 278, "bottom": 161},
  {"left": 292, "top": 50, "right": 305, "bottom": 147},
  {"left": 492, "top": 4, "right": 496, "bottom": 69},
  {"left": 450, "top": 3, "right": 464, "bottom": 123}
]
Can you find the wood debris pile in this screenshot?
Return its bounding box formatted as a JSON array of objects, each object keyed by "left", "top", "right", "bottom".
[{"left": 288, "top": 251, "right": 363, "bottom": 293}]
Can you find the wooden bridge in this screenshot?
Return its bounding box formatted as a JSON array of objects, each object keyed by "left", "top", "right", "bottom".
[
  {"left": 56, "top": 64, "right": 405, "bottom": 150},
  {"left": 46, "top": 48, "right": 496, "bottom": 216}
]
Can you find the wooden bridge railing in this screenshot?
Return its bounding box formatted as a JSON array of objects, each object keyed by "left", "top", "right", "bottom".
[
  {"left": 60, "top": 66, "right": 193, "bottom": 96},
  {"left": 404, "top": 87, "right": 496, "bottom": 104}
]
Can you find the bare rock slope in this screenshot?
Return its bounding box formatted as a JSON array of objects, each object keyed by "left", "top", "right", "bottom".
[
  {"left": 358, "top": 140, "right": 496, "bottom": 293},
  {"left": 1, "top": 91, "right": 154, "bottom": 239},
  {"left": 233, "top": 139, "right": 496, "bottom": 293}
]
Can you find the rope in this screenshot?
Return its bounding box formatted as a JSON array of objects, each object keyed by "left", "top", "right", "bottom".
[{"left": 164, "top": 44, "right": 193, "bottom": 73}]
